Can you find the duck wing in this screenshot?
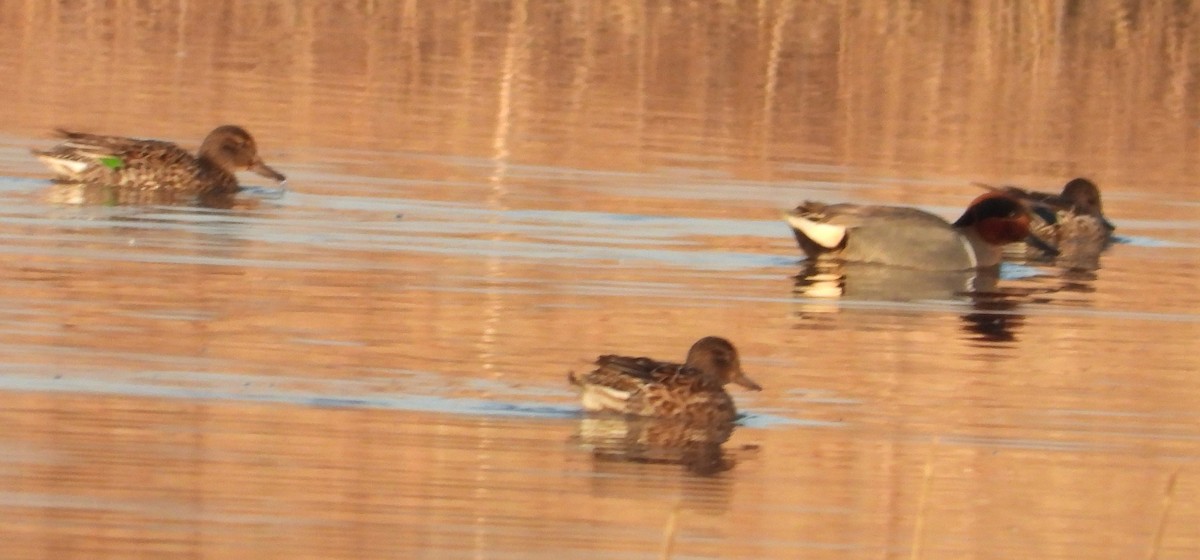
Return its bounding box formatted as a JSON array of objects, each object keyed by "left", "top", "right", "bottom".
[
  {"left": 792, "top": 201, "right": 951, "bottom": 228},
  {"left": 34, "top": 130, "right": 194, "bottom": 182},
  {"left": 590, "top": 355, "right": 677, "bottom": 387}
]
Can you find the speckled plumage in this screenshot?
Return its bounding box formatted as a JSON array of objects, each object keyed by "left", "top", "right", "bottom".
[
  {"left": 979, "top": 178, "right": 1115, "bottom": 268},
  {"left": 568, "top": 336, "right": 761, "bottom": 425},
  {"left": 33, "top": 125, "right": 285, "bottom": 195},
  {"left": 985, "top": 177, "right": 1115, "bottom": 247}
]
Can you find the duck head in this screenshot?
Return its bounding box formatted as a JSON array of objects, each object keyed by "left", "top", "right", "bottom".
[
  {"left": 953, "top": 192, "right": 1059, "bottom": 256},
  {"left": 199, "top": 125, "right": 286, "bottom": 182},
  {"left": 1061, "top": 177, "right": 1115, "bottom": 231},
  {"left": 685, "top": 336, "right": 762, "bottom": 391}
]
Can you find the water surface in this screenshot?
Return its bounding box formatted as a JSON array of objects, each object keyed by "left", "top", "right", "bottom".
[{"left": 1, "top": 2, "right": 1199, "bottom": 558}]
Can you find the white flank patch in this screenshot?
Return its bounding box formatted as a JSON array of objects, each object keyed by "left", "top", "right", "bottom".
[
  {"left": 579, "top": 385, "right": 631, "bottom": 412},
  {"left": 784, "top": 213, "right": 846, "bottom": 249},
  {"left": 957, "top": 233, "right": 979, "bottom": 268},
  {"left": 37, "top": 155, "right": 90, "bottom": 176}
]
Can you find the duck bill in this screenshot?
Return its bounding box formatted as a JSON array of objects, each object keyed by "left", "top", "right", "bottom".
[
  {"left": 1025, "top": 232, "right": 1060, "bottom": 256},
  {"left": 732, "top": 370, "right": 762, "bottom": 392},
  {"left": 250, "top": 159, "right": 287, "bottom": 183}
]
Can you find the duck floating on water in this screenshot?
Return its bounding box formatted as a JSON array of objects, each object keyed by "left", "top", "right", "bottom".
[
  {"left": 34, "top": 125, "right": 286, "bottom": 195},
  {"left": 783, "top": 192, "right": 1058, "bottom": 271},
  {"left": 568, "top": 336, "right": 761, "bottom": 425}
]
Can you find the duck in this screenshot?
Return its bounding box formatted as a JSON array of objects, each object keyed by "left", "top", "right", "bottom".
[
  {"left": 568, "top": 336, "right": 761, "bottom": 425},
  {"left": 977, "top": 177, "right": 1115, "bottom": 250},
  {"left": 783, "top": 192, "right": 1057, "bottom": 271},
  {"left": 33, "top": 125, "right": 286, "bottom": 195}
]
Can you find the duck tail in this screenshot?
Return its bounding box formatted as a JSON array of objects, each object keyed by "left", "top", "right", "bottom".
[
  {"left": 32, "top": 149, "right": 92, "bottom": 177},
  {"left": 783, "top": 209, "right": 846, "bottom": 250}
]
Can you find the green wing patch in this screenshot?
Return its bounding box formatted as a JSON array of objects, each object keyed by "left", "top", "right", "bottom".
[{"left": 99, "top": 155, "right": 124, "bottom": 170}]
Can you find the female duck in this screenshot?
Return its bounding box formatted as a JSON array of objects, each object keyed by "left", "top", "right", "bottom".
[
  {"left": 981, "top": 177, "right": 1115, "bottom": 249},
  {"left": 569, "top": 336, "right": 761, "bottom": 425},
  {"left": 34, "top": 125, "right": 286, "bottom": 195},
  {"left": 783, "top": 192, "right": 1057, "bottom": 271}
]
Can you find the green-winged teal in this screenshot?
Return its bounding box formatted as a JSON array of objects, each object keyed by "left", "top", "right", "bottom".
[
  {"left": 34, "top": 125, "right": 285, "bottom": 195},
  {"left": 784, "top": 192, "right": 1058, "bottom": 271},
  {"left": 568, "top": 336, "right": 761, "bottom": 424}
]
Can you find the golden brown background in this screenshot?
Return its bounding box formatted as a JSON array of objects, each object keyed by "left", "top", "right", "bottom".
[{"left": 0, "top": 1, "right": 1197, "bottom": 558}]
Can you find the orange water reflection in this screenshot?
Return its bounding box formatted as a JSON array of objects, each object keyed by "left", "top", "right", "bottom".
[{"left": 1, "top": 1, "right": 1199, "bottom": 559}]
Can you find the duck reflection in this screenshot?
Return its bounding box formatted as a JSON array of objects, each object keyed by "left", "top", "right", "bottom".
[
  {"left": 1054, "top": 268, "right": 1101, "bottom": 294},
  {"left": 578, "top": 420, "right": 742, "bottom": 515},
  {"left": 960, "top": 293, "right": 1026, "bottom": 343},
  {"left": 792, "top": 260, "right": 995, "bottom": 301},
  {"left": 958, "top": 265, "right": 1107, "bottom": 343},
  {"left": 573, "top": 415, "right": 738, "bottom": 476},
  {"left": 47, "top": 182, "right": 241, "bottom": 209},
  {"left": 789, "top": 260, "right": 1048, "bottom": 343}
]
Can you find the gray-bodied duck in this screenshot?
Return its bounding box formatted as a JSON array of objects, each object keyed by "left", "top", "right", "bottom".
[
  {"left": 568, "top": 336, "right": 761, "bottom": 425},
  {"left": 784, "top": 192, "right": 1058, "bottom": 271},
  {"left": 34, "top": 125, "right": 286, "bottom": 195}
]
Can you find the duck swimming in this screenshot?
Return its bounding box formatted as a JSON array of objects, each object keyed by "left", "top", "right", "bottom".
[
  {"left": 34, "top": 125, "right": 286, "bottom": 195},
  {"left": 568, "top": 336, "right": 761, "bottom": 425},
  {"left": 783, "top": 192, "right": 1057, "bottom": 271}
]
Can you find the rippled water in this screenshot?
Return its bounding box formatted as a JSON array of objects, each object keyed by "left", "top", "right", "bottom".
[{"left": 1, "top": 1, "right": 1199, "bottom": 558}]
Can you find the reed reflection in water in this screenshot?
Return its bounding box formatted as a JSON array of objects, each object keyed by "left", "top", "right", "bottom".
[{"left": 0, "top": 1, "right": 1198, "bottom": 559}]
